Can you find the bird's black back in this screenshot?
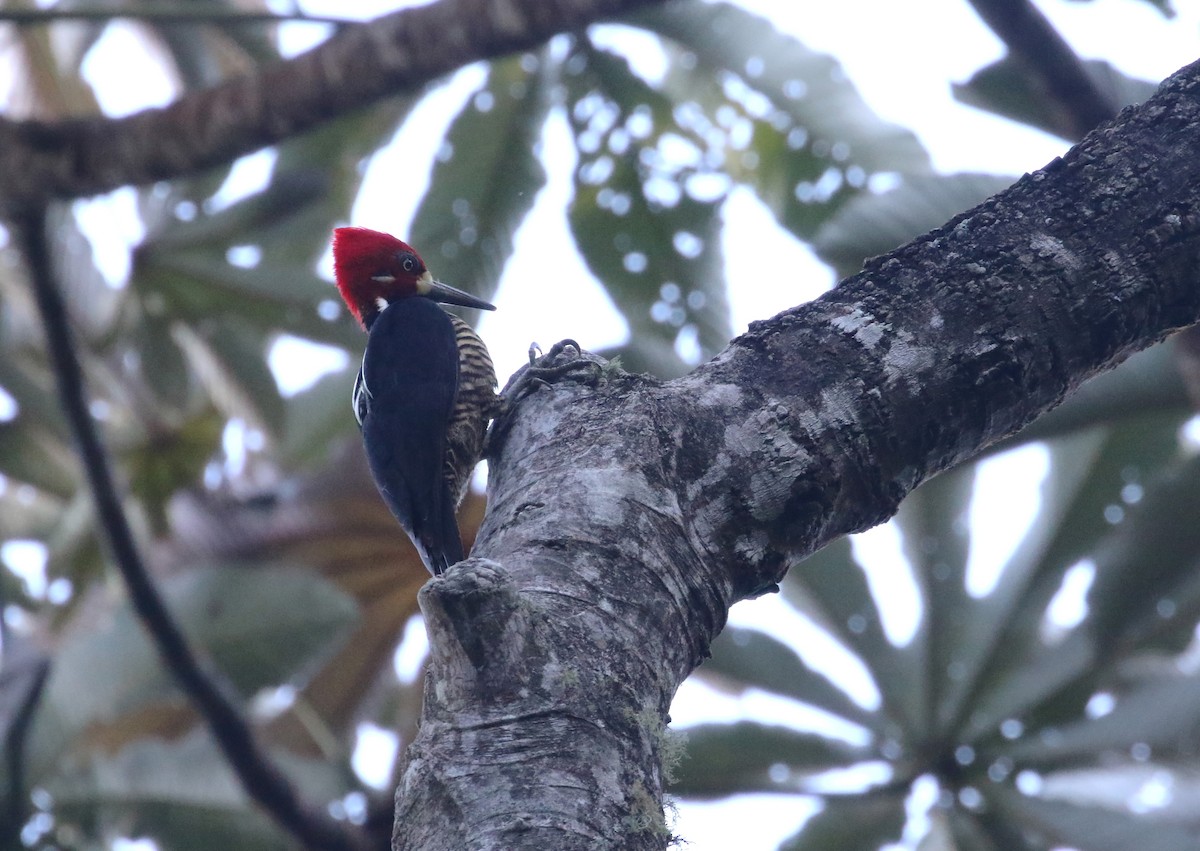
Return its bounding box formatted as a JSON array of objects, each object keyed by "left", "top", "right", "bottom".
[{"left": 357, "top": 298, "right": 464, "bottom": 574}]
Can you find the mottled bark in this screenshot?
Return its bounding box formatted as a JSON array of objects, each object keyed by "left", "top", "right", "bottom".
[
  {"left": 0, "top": 0, "right": 668, "bottom": 215},
  {"left": 392, "top": 60, "right": 1200, "bottom": 849}
]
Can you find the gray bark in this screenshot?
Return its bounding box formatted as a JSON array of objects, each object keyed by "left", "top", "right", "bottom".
[{"left": 391, "top": 59, "right": 1200, "bottom": 849}]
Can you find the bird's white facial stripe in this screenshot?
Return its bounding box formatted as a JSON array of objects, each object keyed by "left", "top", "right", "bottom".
[
  {"left": 415, "top": 270, "right": 433, "bottom": 294},
  {"left": 372, "top": 274, "right": 395, "bottom": 283},
  {"left": 375, "top": 296, "right": 390, "bottom": 312}
]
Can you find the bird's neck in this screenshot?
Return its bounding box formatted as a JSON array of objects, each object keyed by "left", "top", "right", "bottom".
[{"left": 360, "top": 297, "right": 390, "bottom": 331}]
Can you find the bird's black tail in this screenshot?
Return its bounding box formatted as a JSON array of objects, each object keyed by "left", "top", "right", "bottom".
[{"left": 419, "top": 488, "right": 465, "bottom": 575}]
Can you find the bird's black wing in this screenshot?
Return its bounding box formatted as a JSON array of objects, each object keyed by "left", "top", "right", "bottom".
[{"left": 358, "top": 298, "right": 463, "bottom": 574}]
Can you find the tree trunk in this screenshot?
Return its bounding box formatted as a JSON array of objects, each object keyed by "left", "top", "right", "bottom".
[{"left": 390, "top": 58, "right": 1200, "bottom": 849}]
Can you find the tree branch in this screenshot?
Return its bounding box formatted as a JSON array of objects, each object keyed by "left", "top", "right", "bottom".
[
  {"left": 0, "top": 0, "right": 668, "bottom": 215},
  {"left": 676, "top": 58, "right": 1200, "bottom": 593},
  {"left": 15, "top": 209, "right": 368, "bottom": 851},
  {"left": 1, "top": 638, "right": 49, "bottom": 847},
  {"left": 968, "top": 0, "right": 1119, "bottom": 137},
  {"left": 391, "top": 58, "right": 1200, "bottom": 847},
  {"left": 0, "top": 7, "right": 350, "bottom": 26}
]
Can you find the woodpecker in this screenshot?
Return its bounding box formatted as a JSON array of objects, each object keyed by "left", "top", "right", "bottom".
[{"left": 332, "top": 227, "right": 498, "bottom": 575}]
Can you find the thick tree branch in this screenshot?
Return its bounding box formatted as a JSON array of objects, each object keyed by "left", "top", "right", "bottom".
[
  {"left": 677, "top": 59, "right": 1200, "bottom": 594},
  {"left": 968, "top": 0, "right": 1119, "bottom": 138},
  {"left": 16, "top": 210, "right": 368, "bottom": 851},
  {"left": 0, "top": 0, "right": 667, "bottom": 215},
  {"left": 392, "top": 59, "right": 1200, "bottom": 848}
]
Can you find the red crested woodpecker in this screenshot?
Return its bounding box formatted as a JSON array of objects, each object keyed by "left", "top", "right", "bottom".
[{"left": 332, "top": 227, "right": 498, "bottom": 575}]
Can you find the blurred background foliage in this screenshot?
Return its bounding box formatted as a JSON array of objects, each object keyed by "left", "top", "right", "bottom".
[{"left": 0, "top": 0, "right": 1196, "bottom": 849}]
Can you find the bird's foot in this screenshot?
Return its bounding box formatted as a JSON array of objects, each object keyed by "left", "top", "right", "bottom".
[
  {"left": 503, "top": 339, "right": 604, "bottom": 403},
  {"left": 487, "top": 340, "right": 604, "bottom": 455}
]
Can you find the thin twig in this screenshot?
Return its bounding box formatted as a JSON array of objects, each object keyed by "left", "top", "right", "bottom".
[
  {"left": 15, "top": 209, "right": 367, "bottom": 851},
  {"left": 1, "top": 641, "right": 50, "bottom": 846},
  {"left": 968, "top": 0, "right": 1119, "bottom": 139},
  {"left": 0, "top": 7, "right": 350, "bottom": 26}
]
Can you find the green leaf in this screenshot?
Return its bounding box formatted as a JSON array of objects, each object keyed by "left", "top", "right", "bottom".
[
  {"left": 740, "top": 116, "right": 860, "bottom": 240},
  {"left": 1009, "top": 422, "right": 1174, "bottom": 633},
  {"left": 894, "top": 464, "right": 973, "bottom": 737},
  {"left": 47, "top": 730, "right": 345, "bottom": 851},
  {"left": 178, "top": 564, "right": 362, "bottom": 695},
  {"left": 967, "top": 806, "right": 1047, "bottom": 851},
  {"left": 0, "top": 356, "right": 67, "bottom": 439},
  {"left": 1038, "top": 762, "right": 1200, "bottom": 824},
  {"left": 262, "top": 94, "right": 420, "bottom": 270},
  {"left": 278, "top": 367, "right": 358, "bottom": 467},
  {"left": 963, "top": 631, "right": 1095, "bottom": 749},
  {"left": 130, "top": 313, "right": 195, "bottom": 412},
  {"left": 1002, "top": 673, "right": 1200, "bottom": 767},
  {"left": 634, "top": 3, "right": 929, "bottom": 174},
  {"left": 812, "top": 174, "right": 1016, "bottom": 278},
  {"left": 566, "top": 43, "right": 731, "bottom": 375},
  {"left": 133, "top": 252, "right": 360, "bottom": 352},
  {"left": 779, "top": 792, "right": 907, "bottom": 850},
  {"left": 935, "top": 432, "right": 1104, "bottom": 744},
  {"left": 942, "top": 808, "right": 1009, "bottom": 851},
  {"left": 146, "top": 170, "right": 331, "bottom": 258},
  {"left": 953, "top": 56, "right": 1159, "bottom": 142},
  {"left": 0, "top": 470, "right": 64, "bottom": 540},
  {"left": 124, "top": 409, "right": 224, "bottom": 534},
  {"left": 39, "top": 490, "right": 103, "bottom": 595},
  {"left": 671, "top": 721, "right": 870, "bottom": 797},
  {"left": 0, "top": 419, "right": 77, "bottom": 498},
  {"left": 956, "top": 417, "right": 1184, "bottom": 741},
  {"left": 51, "top": 205, "right": 123, "bottom": 341},
  {"left": 145, "top": 95, "right": 416, "bottom": 277},
  {"left": 1085, "top": 453, "right": 1200, "bottom": 650},
  {"left": 635, "top": 1, "right": 932, "bottom": 244},
  {"left": 27, "top": 564, "right": 358, "bottom": 781},
  {"left": 703, "top": 626, "right": 881, "bottom": 733},
  {"left": 781, "top": 539, "right": 926, "bottom": 740},
  {"left": 170, "top": 320, "right": 285, "bottom": 436},
  {"left": 915, "top": 810, "right": 959, "bottom": 851},
  {"left": 153, "top": 0, "right": 279, "bottom": 90},
  {"left": 627, "top": 30, "right": 857, "bottom": 242},
  {"left": 410, "top": 53, "right": 551, "bottom": 305},
  {"left": 986, "top": 783, "right": 1200, "bottom": 851},
  {"left": 137, "top": 249, "right": 332, "bottom": 324},
  {"left": 132, "top": 99, "right": 417, "bottom": 363}
]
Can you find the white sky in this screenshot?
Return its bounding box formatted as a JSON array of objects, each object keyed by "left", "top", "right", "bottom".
[{"left": 14, "top": 0, "right": 1200, "bottom": 849}]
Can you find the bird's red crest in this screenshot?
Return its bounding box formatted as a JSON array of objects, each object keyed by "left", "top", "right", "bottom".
[{"left": 332, "top": 227, "right": 426, "bottom": 328}]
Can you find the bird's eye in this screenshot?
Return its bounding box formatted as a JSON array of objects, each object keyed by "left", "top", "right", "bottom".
[{"left": 398, "top": 252, "right": 420, "bottom": 274}]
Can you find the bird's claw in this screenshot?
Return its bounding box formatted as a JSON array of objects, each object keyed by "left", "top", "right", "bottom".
[
  {"left": 505, "top": 339, "right": 601, "bottom": 403},
  {"left": 487, "top": 340, "right": 605, "bottom": 456}
]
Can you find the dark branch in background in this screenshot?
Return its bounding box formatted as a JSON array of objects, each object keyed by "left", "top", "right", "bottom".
[
  {"left": 0, "top": 7, "right": 349, "bottom": 26},
  {"left": 0, "top": 0, "right": 668, "bottom": 215},
  {"left": 1, "top": 641, "right": 50, "bottom": 847},
  {"left": 968, "top": 0, "right": 1119, "bottom": 138},
  {"left": 15, "top": 210, "right": 368, "bottom": 851}
]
